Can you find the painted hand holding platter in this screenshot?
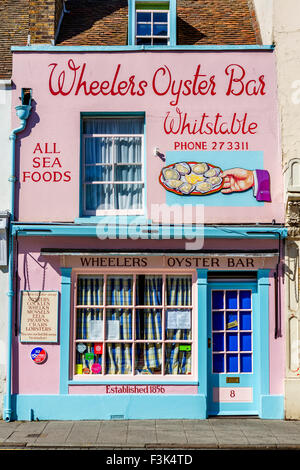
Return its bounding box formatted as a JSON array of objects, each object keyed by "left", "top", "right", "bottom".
[{"left": 159, "top": 162, "right": 224, "bottom": 195}]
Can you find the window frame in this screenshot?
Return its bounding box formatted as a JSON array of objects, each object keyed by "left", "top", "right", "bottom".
[
  {"left": 128, "top": 0, "right": 176, "bottom": 46},
  {"left": 135, "top": 9, "right": 170, "bottom": 45},
  {"left": 211, "top": 288, "right": 254, "bottom": 375},
  {"left": 71, "top": 269, "right": 198, "bottom": 382},
  {"left": 81, "top": 116, "right": 145, "bottom": 217}
]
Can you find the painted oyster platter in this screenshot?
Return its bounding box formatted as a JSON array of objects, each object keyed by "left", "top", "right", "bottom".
[{"left": 159, "top": 161, "right": 224, "bottom": 196}]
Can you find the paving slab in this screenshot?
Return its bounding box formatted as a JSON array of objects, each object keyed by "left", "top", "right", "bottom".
[
  {"left": 1, "top": 418, "right": 300, "bottom": 449},
  {"left": 66, "top": 422, "right": 102, "bottom": 444}
]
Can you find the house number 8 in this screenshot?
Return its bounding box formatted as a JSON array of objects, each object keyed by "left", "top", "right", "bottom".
[{"left": 230, "top": 390, "right": 236, "bottom": 398}]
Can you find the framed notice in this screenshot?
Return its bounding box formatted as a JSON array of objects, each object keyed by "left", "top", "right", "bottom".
[{"left": 20, "top": 291, "right": 59, "bottom": 343}]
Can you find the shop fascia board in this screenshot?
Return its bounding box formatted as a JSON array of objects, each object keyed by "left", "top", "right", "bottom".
[
  {"left": 40, "top": 250, "right": 278, "bottom": 257},
  {"left": 11, "top": 223, "right": 288, "bottom": 239}
]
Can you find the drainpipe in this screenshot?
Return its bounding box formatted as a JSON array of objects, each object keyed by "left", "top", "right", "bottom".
[{"left": 3, "top": 89, "right": 32, "bottom": 422}]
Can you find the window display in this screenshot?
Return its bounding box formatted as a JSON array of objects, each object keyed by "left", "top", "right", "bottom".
[{"left": 74, "top": 274, "right": 193, "bottom": 377}]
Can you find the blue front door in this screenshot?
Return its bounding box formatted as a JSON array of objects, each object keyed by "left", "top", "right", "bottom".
[{"left": 207, "top": 282, "right": 259, "bottom": 416}]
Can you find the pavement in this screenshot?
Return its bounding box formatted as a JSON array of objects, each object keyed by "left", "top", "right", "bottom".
[{"left": 1, "top": 417, "right": 300, "bottom": 451}]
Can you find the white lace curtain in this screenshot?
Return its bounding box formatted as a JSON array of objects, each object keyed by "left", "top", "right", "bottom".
[{"left": 83, "top": 118, "right": 144, "bottom": 212}]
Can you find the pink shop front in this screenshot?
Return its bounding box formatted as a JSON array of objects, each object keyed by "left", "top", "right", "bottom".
[{"left": 4, "top": 46, "right": 286, "bottom": 421}]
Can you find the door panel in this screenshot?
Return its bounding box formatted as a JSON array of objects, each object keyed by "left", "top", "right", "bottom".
[{"left": 207, "top": 283, "right": 259, "bottom": 415}]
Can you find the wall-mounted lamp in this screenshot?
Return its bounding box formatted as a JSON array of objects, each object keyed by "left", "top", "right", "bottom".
[{"left": 153, "top": 147, "right": 166, "bottom": 162}]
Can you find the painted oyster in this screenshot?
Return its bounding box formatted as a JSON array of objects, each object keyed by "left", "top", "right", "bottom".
[
  {"left": 204, "top": 167, "right": 221, "bottom": 178},
  {"left": 192, "top": 162, "right": 209, "bottom": 175},
  {"left": 164, "top": 179, "right": 184, "bottom": 190},
  {"left": 174, "top": 162, "right": 191, "bottom": 175},
  {"left": 195, "top": 181, "right": 212, "bottom": 193},
  {"left": 178, "top": 182, "right": 195, "bottom": 194},
  {"left": 207, "top": 176, "right": 223, "bottom": 188},
  {"left": 162, "top": 167, "right": 180, "bottom": 181}
]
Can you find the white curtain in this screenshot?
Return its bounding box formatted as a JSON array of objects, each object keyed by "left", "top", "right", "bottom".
[{"left": 83, "top": 118, "right": 144, "bottom": 212}]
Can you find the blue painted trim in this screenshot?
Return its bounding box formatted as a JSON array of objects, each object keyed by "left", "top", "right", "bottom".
[
  {"left": 80, "top": 111, "right": 146, "bottom": 117},
  {"left": 11, "top": 223, "right": 288, "bottom": 239},
  {"left": 11, "top": 45, "right": 275, "bottom": 52},
  {"left": 128, "top": 0, "right": 135, "bottom": 46},
  {"left": 257, "top": 270, "right": 270, "bottom": 400},
  {"left": 169, "top": 0, "right": 177, "bottom": 46},
  {"left": 197, "top": 269, "right": 208, "bottom": 416},
  {"left": 143, "top": 114, "right": 148, "bottom": 217},
  {"left": 60, "top": 268, "right": 72, "bottom": 395},
  {"left": 13, "top": 394, "right": 207, "bottom": 420},
  {"left": 207, "top": 281, "right": 260, "bottom": 416},
  {"left": 260, "top": 395, "right": 284, "bottom": 419},
  {"left": 79, "top": 116, "right": 83, "bottom": 220}
]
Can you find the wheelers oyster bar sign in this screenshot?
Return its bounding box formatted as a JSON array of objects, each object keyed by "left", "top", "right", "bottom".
[
  {"left": 64, "top": 255, "right": 277, "bottom": 269},
  {"left": 14, "top": 50, "right": 282, "bottom": 225}
]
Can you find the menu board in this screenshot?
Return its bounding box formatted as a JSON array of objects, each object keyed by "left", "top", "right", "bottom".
[{"left": 20, "top": 291, "right": 59, "bottom": 343}]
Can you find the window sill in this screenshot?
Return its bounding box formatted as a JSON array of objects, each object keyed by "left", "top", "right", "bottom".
[
  {"left": 70, "top": 376, "right": 198, "bottom": 385},
  {"left": 75, "top": 214, "right": 148, "bottom": 224}
]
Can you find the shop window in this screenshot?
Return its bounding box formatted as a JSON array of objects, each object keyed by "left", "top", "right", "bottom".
[
  {"left": 82, "top": 116, "right": 144, "bottom": 215},
  {"left": 211, "top": 289, "right": 253, "bottom": 374},
  {"left": 74, "top": 274, "right": 194, "bottom": 377}
]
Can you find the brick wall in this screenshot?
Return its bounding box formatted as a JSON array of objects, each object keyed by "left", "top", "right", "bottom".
[{"left": 29, "top": 0, "right": 64, "bottom": 44}]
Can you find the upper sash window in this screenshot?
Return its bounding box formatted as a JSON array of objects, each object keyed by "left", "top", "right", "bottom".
[
  {"left": 128, "top": 1, "right": 176, "bottom": 46},
  {"left": 136, "top": 10, "right": 169, "bottom": 45},
  {"left": 82, "top": 117, "right": 144, "bottom": 216}
]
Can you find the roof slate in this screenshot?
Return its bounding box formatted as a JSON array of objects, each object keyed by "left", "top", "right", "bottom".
[
  {"left": 56, "top": 0, "right": 260, "bottom": 46},
  {"left": 0, "top": 0, "right": 29, "bottom": 79},
  {"left": 0, "top": 0, "right": 261, "bottom": 79}
]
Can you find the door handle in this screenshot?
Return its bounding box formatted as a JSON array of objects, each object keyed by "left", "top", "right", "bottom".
[{"left": 208, "top": 338, "right": 211, "bottom": 348}]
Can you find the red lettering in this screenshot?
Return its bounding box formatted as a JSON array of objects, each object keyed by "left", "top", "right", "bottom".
[
  {"left": 33, "top": 143, "right": 43, "bottom": 154},
  {"left": 43, "top": 157, "right": 52, "bottom": 167},
  {"left": 225, "top": 64, "right": 266, "bottom": 96},
  {"left": 52, "top": 157, "right": 62, "bottom": 168},
  {"left": 153, "top": 64, "right": 216, "bottom": 106},
  {"left": 32, "top": 157, "right": 40, "bottom": 168},
  {"left": 63, "top": 171, "right": 71, "bottom": 182},
  {"left": 50, "top": 60, "right": 148, "bottom": 98},
  {"left": 22, "top": 170, "right": 72, "bottom": 183},
  {"left": 164, "top": 108, "right": 257, "bottom": 136},
  {"left": 43, "top": 171, "right": 52, "bottom": 182},
  {"left": 22, "top": 171, "right": 31, "bottom": 182},
  {"left": 48, "top": 59, "right": 80, "bottom": 96}
]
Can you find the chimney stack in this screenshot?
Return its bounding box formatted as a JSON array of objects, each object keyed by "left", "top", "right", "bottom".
[{"left": 29, "top": 0, "right": 64, "bottom": 44}]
